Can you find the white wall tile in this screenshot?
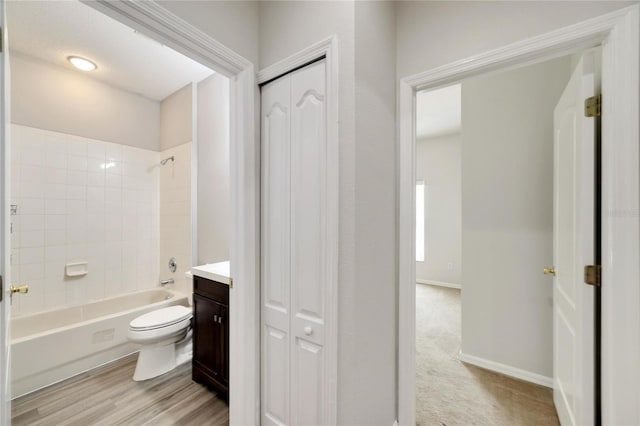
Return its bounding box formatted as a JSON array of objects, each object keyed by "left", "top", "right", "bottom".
[
  {"left": 10, "top": 125, "right": 161, "bottom": 316},
  {"left": 19, "top": 198, "right": 44, "bottom": 215},
  {"left": 19, "top": 247, "right": 44, "bottom": 265},
  {"left": 87, "top": 139, "right": 106, "bottom": 159},
  {"left": 45, "top": 229, "right": 66, "bottom": 247},
  {"left": 44, "top": 184, "right": 66, "bottom": 200},
  {"left": 45, "top": 215, "right": 65, "bottom": 230},
  {"left": 45, "top": 199, "right": 66, "bottom": 215},
  {"left": 66, "top": 170, "right": 87, "bottom": 186},
  {"left": 21, "top": 230, "right": 45, "bottom": 248},
  {"left": 66, "top": 185, "right": 86, "bottom": 200},
  {"left": 45, "top": 168, "right": 67, "bottom": 185},
  {"left": 45, "top": 246, "right": 66, "bottom": 262},
  {"left": 87, "top": 171, "right": 105, "bottom": 187}
]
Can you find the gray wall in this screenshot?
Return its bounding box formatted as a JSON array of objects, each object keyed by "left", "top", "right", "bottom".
[
  {"left": 160, "top": 84, "right": 192, "bottom": 151},
  {"left": 158, "top": 0, "right": 259, "bottom": 66},
  {"left": 197, "top": 73, "right": 230, "bottom": 265},
  {"left": 460, "top": 56, "right": 571, "bottom": 378},
  {"left": 396, "top": 1, "right": 635, "bottom": 78},
  {"left": 260, "top": 1, "right": 397, "bottom": 424},
  {"left": 416, "top": 133, "right": 462, "bottom": 285},
  {"left": 352, "top": 1, "right": 397, "bottom": 423},
  {"left": 11, "top": 53, "right": 160, "bottom": 150}
]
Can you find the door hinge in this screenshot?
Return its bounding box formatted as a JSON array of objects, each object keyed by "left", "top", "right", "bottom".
[
  {"left": 584, "top": 265, "right": 602, "bottom": 287},
  {"left": 0, "top": 275, "right": 3, "bottom": 302},
  {"left": 585, "top": 94, "right": 602, "bottom": 117},
  {"left": 229, "top": 277, "right": 233, "bottom": 289}
]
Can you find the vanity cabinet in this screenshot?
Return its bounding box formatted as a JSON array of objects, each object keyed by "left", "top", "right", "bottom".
[{"left": 192, "top": 275, "right": 229, "bottom": 400}]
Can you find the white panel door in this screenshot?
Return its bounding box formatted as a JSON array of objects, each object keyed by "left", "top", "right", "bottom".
[
  {"left": 0, "top": 0, "right": 10, "bottom": 421},
  {"left": 552, "top": 50, "right": 599, "bottom": 426},
  {"left": 261, "top": 75, "right": 292, "bottom": 426},
  {"left": 289, "top": 61, "right": 326, "bottom": 426},
  {"left": 261, "top": 59, "right": 328, "bottom": 425}
]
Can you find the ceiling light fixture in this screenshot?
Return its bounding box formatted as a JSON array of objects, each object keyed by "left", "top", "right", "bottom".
[{"left": 67, "top": 56, "right": 97, "bottom": 72}]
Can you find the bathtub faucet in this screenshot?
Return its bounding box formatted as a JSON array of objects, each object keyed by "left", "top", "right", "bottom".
[{"left": 160, "top": 278, "right": 174, "bottom": 286}]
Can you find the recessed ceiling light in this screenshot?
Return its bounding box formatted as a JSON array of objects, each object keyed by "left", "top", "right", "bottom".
[{"left": 67, "top": 56, "right": 97, "bottom": 72}]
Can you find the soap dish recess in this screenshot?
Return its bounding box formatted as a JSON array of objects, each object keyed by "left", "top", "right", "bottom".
[{"left": 66, "top": 261, "right": 88, "bottom": 277}]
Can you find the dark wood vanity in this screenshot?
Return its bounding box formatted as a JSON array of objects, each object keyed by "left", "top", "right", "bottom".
[{"left": 192, "top": 274, "right": 229, "bottom": 400}]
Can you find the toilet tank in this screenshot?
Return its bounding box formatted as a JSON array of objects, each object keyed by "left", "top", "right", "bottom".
[{"left": 185, "top": 271, "right": 194, "bottom": 306}]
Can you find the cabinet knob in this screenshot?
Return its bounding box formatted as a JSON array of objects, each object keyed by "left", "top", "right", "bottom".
[
  {"left": 304, "top": 326, "right": 313, "bottom": 336},
  {"left": 213, "top": 314, "right": 218, "bottom": 323}
]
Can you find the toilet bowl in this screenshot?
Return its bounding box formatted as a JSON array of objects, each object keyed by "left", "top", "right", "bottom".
[
  {"left": 128, "top": 305, "right": 193, "bottom": 381},
  {"left": 128, "top": 272, "right": 195, "bottom": 381}
]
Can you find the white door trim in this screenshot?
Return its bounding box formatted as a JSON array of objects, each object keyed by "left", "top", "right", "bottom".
[
  {"left": 258, "top": 36, "right": 339, "bottom": 424},
  {"left": 80, "top": 2, "right": 259, "bottom": 425},
  {"left": 398, "top": 5, "right": 640, "bottom": 425}
]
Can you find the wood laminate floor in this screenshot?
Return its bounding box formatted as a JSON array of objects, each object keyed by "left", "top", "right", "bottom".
[
  {"left": 11, "top": 355, "right": 228, "bottom": 426},
  {"left": 416, "top": 283, "right": 560, "bottom": 426}
]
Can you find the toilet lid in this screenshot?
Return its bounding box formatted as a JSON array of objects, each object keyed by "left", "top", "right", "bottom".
[{"left": 130, "top": 305, "right": 192, "bottom": 331}]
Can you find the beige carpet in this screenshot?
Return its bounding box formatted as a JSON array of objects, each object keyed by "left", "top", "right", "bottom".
[{"left": 416, "top": 284, "right": 560, "bottom": 426}]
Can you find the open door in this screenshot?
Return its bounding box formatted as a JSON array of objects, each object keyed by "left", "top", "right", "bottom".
[
  {"left": 552, "top": 49, "right": 600, "bottom": 426},
  {"left": 0, "top": 0, "right": 10, "bottom": 421}
]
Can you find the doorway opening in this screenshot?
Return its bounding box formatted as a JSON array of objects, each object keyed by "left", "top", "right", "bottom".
[
  {"left": 401, "top": 7, "right": 640, "bottom": 425},
  {"left": 4, "top": 0, "right": 250, "bottom": 423},
  {"left": 413, "top": 51, "right": 591, "bottom": 424}
]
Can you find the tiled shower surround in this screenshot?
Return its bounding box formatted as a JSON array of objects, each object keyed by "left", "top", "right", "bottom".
[{"left": 10, "top": 125, "right": 161, "bottom": 316}]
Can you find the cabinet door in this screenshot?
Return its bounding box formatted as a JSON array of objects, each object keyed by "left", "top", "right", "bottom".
[{"left": 194, "top": 294, "right": 226, "bottom": 383}]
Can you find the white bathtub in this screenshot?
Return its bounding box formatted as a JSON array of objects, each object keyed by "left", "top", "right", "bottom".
[{"left": 11, "top": 288, "right": 189, "bottom": 398}]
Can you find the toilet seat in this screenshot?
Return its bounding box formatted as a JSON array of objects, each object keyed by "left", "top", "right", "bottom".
[{"left": 129, "top": 305, "right": 192, "bottom": 331}]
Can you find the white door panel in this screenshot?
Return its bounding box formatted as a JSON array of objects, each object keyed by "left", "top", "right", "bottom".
[
  {"left": 1, "top": 0, "right": 10, "bottom": 420},
  {"left": 261, "top": 75, "right": 291, "bottom": 426},
  {"left": 553, "top": 50, "right": 599, "bottom": 426},
  {"left": 292, "top": 338, "right": 324, "bottom": 425},
  {"left": 261, "top": 59, "right": 328, "bottom": 425}
]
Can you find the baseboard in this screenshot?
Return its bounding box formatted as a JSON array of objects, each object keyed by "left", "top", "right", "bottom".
[
  {"left": 416, "top": 279, "right": 461, "bottom": 289},
  {"left": 458, "top": 351, "right": 553, "bottom": 388}
]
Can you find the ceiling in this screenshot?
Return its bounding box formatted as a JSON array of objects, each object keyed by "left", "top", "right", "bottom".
[
  {"left": 7, "top": 0, "right": 214, "bottom": 101},
  {"left": 416, "top": 84, "right": 461, "bottom": 140}
]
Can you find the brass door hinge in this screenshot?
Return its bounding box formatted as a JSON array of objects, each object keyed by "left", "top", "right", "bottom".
[
  {"left": 585, "top": 95, "right": 602, "bottom": 117},
  {"left": 229, "top": 277, "right": 233, "bottom": 289},
  {"left": 584, "top": 265, "right": 602, "bottom": 287}
]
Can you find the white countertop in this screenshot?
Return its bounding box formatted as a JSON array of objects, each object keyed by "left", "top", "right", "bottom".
[{"left": 191, "top": 261, "right": 231, "bottom": 285}]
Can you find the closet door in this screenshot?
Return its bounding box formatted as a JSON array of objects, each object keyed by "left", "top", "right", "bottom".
[
  {"left": 261, "top": 75, "right": 291, "bottom": 426},
  {"left": 289, "top": 60, "right": 327, "bottom": 426},
  {"left": 261, "top": 59, "right": 327, "bottom": 425}
]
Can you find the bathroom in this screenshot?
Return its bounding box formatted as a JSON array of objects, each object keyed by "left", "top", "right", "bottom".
[{"left": 7, "top": 0, "right": 231, "bottom": 413}]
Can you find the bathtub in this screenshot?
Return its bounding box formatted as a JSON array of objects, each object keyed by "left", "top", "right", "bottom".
[{"left": 11, "top": 288, "right": 189, "bottom": 398}]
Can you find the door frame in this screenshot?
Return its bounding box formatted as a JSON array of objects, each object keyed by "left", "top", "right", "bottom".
[
  {"left": 256, "top": 35, "right": 340, "bottom": 424},
  {"left": 397, "top": 5, "right": 639, "bottom": 426},
  {"left": 78, "top": 2, "right": 259, "bottom": 424}
]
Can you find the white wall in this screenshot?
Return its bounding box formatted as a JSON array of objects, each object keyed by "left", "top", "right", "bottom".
[
  {"left": 160, "top": 84, "right": 192, "bottom": 151},
  {"left": 197, "top": 74, "right": 230, "bottom": 265},
  {"left": 10, "top": 124, "right": 160, "bottom": 316},
  {"left": 11, "top": 54, "right": 160, "bottom": 151},
  {"left": 396, "top": 1, "right": 636, "bottom": 78},
  {"left": 416, "top": 133, "right": 461, "bottom": 285},
  {"left": 260, "top": 2, "right": 397, "bottom": 423},
  {"left": 351, "top": 2, "right": 397, "bottom": 423},
  {"left": 460, "top": 56, "right": 571, "bottom": 379},
  {"left": 159, "top": 142, "right": 192, "bottom": 296},
  {"left": 158, "top": 0, "right": 259, "bottom": 67}
]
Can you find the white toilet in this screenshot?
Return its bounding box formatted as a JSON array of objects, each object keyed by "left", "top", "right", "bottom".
[{"left": 127, "top": 273, "right": 194, "bottom": 381}]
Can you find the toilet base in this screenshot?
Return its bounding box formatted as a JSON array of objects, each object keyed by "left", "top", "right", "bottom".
[
  {"left": 132, "top": 331, "right": 193, "bottom": 381},
  {"left": 133, "top": 344, "right": 177, "bottom": 381}
]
